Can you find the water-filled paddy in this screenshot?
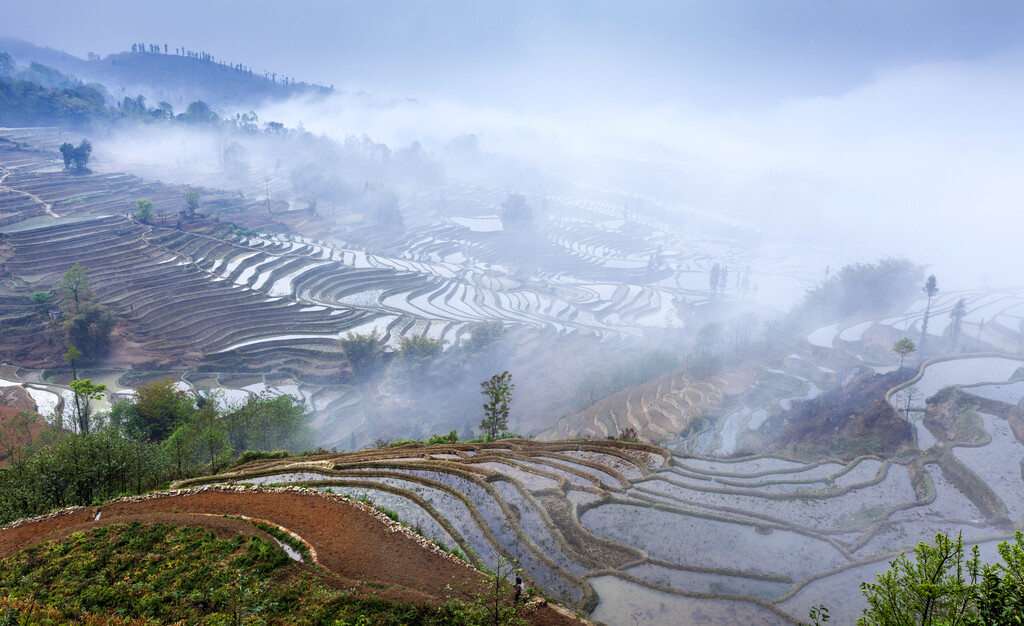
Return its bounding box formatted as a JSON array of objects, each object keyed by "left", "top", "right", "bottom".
[
  {"left": 913, "top": 357, "right": 1024, "bottom": 399},
  {"left": 624, "top": 563, "right": 790, "bottom": 600},
  {"left": 472, "top": 461, "right": 559, "bottom": 490},
  {"left": 589, "top": 575, "right": 789, "bottom": 625},
  {"left": 952, "top": 413, "right": 1024, "bottom": 520},
  {"left": 582, "top": 503, "right": 848, "bottom": 578},
  {"left": 639, "top": 465, "right": 914, "bottom": 531},
  {"left": 963, "top": 380, "right": 1024, "bottom": 405}
]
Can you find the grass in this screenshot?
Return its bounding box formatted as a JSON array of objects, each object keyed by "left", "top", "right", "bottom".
[
  {"left": 0, "top": 522, "right": 497, "bottom": 625},
  {"left": 225, "top": 515, "right": 311, "bottom": 561}
]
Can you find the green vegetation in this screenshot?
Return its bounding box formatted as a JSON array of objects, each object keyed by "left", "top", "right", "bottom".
[
  {"left": 183, "top": 186, "right": 201, "bottom": 219},
  {"left": 49, "top": 264, "right": 117, "bottom": 362},
  {"left": 479, "top": 371, "right": 514, "bottom": 442},
  {"left": 799, "top": 257, "right": 924, "bottom": 323},
  {"left": 55, "top": 262, "right": 93, "bottom": 314},
  {"left": 854, "top": 531, "right": 1024, "bottom": 625},
  {"left": 135, "top": 198, "right": 154, "bottom": 221},
  {"left": 29, "top": 290, "right": 52, "bottom": 306},
  {"left": 0, "top": 70, "right": 111, "bottom": 127},
  {"left": 893, "top": 337, "right": 916, "bottom": 378},
  {"left": 398, "top": 334, "right": 448, "bottom": 384},
  {"left": 446, "top": 557, "right": 529, "bottom": 626},
  {"left": 339, "top": 329, "right": 385, "bottom": 383},
  {"left": 68, "top": 378, "right": 105, "bottom": 435},
  {"left": 0, "top": 522, "right": 497, "bottom": 625},
  {"left": 0, "top": 383, "right": 311, "bottom": 525},
  {"left": 234, "top": 518, "right": 311, "bottom": 561}
]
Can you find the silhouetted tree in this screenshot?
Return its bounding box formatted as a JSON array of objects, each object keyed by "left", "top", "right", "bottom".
[
  {"left": 0, "top": 51, "right": 13, "bottom": 77},
  {"left": 947, "top": 297, "right": 967, "bottom": 352},
  {"left": 920, "top": 274, "right": 938, "bottom": 362},
  {"left": 180, "top": 100, "right": 217, "bottom": 124},
  {"left": 709, "top": 263, "right": 721, "bottom": 299},
  {"left": 59, "top": 139, "right": 92, "bottom": 171},
  {"left": 500, "top": 193, "right": 534, "bottom": 230}
]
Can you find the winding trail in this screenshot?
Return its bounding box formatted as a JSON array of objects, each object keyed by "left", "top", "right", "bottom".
[{"left": 0, "top": 165, "right": 60, "bottom": 217}]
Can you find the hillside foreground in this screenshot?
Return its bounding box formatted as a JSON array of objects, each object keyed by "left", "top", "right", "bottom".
[{"left": 0, "top": 485, "right": 586, "bottom": 625}]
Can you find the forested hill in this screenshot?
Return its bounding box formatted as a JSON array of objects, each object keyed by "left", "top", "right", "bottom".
[{"left": 0, "top": 37, "right": 332, "bottom": 107}]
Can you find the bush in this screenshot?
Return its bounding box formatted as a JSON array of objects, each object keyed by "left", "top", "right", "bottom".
[{"left": 427, "top": 430, "right": 459, "bottom": 445}]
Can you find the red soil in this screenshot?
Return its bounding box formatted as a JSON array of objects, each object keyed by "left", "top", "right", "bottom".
[{"left": 0, "top": 488, "right": 586, "bottom": 625}]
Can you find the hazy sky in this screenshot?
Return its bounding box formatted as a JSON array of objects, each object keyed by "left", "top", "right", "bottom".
[
  {"left": 6, "top": 1, "right": 1024, "bottom": 108},
  {"left": 5, "top": 1, "right": 1024, "bottom": 288}
]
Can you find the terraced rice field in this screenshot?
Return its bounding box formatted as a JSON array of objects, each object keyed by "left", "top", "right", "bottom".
[{"left": 177, "top": 400, "right": 1024, "bottom": 624}]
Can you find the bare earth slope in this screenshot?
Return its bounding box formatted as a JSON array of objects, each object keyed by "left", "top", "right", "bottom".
[{"left": 0, "top": 486, "right": 585, "bottom": 625}]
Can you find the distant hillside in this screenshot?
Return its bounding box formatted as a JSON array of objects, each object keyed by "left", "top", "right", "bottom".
[{"left": 0, "top": 38, "right": 332, "bottom": 107}]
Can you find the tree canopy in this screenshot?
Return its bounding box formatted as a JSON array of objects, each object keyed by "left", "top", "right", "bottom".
[
  {"left": 799, "top": 257, "right": 924, "bottom": 323},
  {"left": 58, "top": 139, "right": 92, "bottom": 171},
  {"left": 500, "top": 193, "right": 534, "bottom": 230},
  {"left": 480, "top": 371, "right": 514, "bottom": 441},
  {"left": 135, "top": 198, "right": 154, "bottom": 221},
  {"left": 339, "top": 330, "right": 385, "bottom": 382},
  {"left": 856, "top": 531, "right": 1024, "bottom": 625}
]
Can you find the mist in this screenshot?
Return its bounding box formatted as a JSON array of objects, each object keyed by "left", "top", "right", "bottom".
[{"left": 7, "top": 1, "right": 1023, "bottom": 291}]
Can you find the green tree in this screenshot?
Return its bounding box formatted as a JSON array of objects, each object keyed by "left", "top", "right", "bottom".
[
  {"left": 69, "top": 378, "right": 106, "bottom": 435},
  {"left": 30, "top": 290, "right": 52, "bottom": 305},
  {"left": 462, "top": 321, "right": 505, "bottom": 357},
  {"left": 195, "top": 404, "right": 230, "bottom": 474},
  {"left": 59, "top": 142, "right": 75, "bottom": 168},
  {"left": 479, "top": 371, "right": 514, "bottom": 441},
  {"left": 854, "top": 532, "right": 1024, "bottom": 625},
  {"left": 181, "top": 100, "right": 218, "bottom": 124},
  {"left": 161, "top": 419, "right": 199, "bottom": 479},
  {"left": 135, "top": 198, "right": 154, "bottom": 221},
  {"left": 63, "top": 346, "right": 82, "bottom": 428},
  {"left": 183, "top": 186, "right": 200, "bottom": 219},
  {"left": 59, "top": 304, "right": 117, "bottom": 359},
  {"left": 339, "top": 329, "right": 384, "bottom": 383},
  {"left": 223, "top": 393, "right": 310, "bottom": 453},
  {"left": 858, "top": 532, "right": 979, "bottom": 625},
  {"left": 974, "top": 530, "right": 1024, "bottom": 623},
  {"left": 398, "top": 334, "right": 447, "bottom": 382},
  {"left": 947, "top": 298, "right": 967, "bottom": 352},
  {"left": 56, "top": 263, "right": 93, "bottom": 313},
  {"left": 919, "top": 274, "right": 938, "bottom": 362},
  {"left": 128, "top": 379, "right": 196, "bottom": 441},
  {"left": 153, "top": 101, "right": 174, "bottom": 121},
  {"left": 58, "top": 139, "right": 92, "bottom": 171},
  {"left": 893, "top": 337, "right": 917, "bottom": 378}
]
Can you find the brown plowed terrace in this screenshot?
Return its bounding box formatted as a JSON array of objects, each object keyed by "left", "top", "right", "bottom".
[{"left": 0, "top": 487, "right": 585, "bottom": 625}]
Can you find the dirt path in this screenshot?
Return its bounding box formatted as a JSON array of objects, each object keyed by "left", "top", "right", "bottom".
[
  {"left": 0, "top": 165, "right": 60, "bottom": 217},
  {"left": 0, "top": 488, "right": 585, "bottom": 625}
]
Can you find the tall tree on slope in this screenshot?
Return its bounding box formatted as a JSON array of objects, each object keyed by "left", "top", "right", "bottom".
[{"left": 919, "top": 274, "right": 938, "bottom": 363}]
